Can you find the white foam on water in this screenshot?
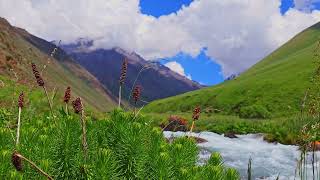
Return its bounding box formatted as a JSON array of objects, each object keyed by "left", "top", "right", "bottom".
[{"left": 163, "top": 131, "right": 320, "bottom": 180}]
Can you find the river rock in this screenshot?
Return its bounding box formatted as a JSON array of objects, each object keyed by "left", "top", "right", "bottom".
[
  {"left": 224, "top": 132, "right": 238, "bottom": 138},
  {"left": 165, "top": 136, "right": 208, "bottom": 144},
  {"left": 191, "top": 136, "right": 208, "bottom": 143}
]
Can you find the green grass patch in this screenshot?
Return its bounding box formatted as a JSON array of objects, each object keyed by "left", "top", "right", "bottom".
[
  {"left": 144, "top": 22, "right": 320, "bottom": 118},
  {"left": 0, "top": 107, "right": 239, "bottom": 179},
  {"left": 146, "top": 111, "right": 315, "bottom": 145}
]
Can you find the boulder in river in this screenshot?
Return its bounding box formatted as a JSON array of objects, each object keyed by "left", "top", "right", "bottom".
[{"left": 224, "top": 132, "right": 238, "bottom": 138}]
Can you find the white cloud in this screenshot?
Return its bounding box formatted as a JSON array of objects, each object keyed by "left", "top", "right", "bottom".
[
  {"left": 294, "top": 0, "right": 320, "bottom": 12},
  {"left": 0, "top": 0, "right": 320, "bottom": 76},
  {"left": 186, "top": 74, "right": 192, "bottom": 80},
  {"left": 164, "top": 61, "right": 187, "bottom": 77}
]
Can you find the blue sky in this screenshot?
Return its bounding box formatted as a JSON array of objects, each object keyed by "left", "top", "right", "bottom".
[{"left": 140, "top": 0, "right": 320, "bottom": 85}]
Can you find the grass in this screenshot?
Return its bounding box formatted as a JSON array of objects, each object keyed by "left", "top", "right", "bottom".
[
  {"left": 143, "top": 22, "right": 320, "bottom": 118},
  {"left": 0, "top": 106, "right": 240, "bottom": 179},
  {"left": 146, "top": 111, "right": 318, "bottom": 145},
  {"left": 0, "top": 75, "right": 104, "bottom": 118}
]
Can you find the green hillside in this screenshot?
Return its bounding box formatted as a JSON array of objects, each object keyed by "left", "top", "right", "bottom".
[
  {"left": 144, "top": 22, "right": 320, "bottom": 118},
  {"left": 0, "top": 18, "right": 116, "bottom": 112}
]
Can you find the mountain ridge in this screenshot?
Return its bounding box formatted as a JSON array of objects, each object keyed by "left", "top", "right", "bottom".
[{"left": 62, "top": 41, "right": 202, "bottom": 105}]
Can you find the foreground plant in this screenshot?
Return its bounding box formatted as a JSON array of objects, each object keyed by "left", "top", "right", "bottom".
[
  {"left": 12, "top": 151, "right": 53, "bottom": 180},
  {"left": 132, "top": 85, "right": 141, "bottom": 114},
  {"left": 15, "top": 92, "right": 24, "bottom": 146},
  {"left": 297, "top": 123, "right": 320, "bottom": 180},
  {"left": 63, "top": 86, "right": 71, "bottom": 115},
  {"left": 296, "top": 40, "right": 320, "bottom": 180},
  {"left": 31, "top": 63, "right": 54, "bottom": 118},
  {"left": 118, "top": 58, "right": 128, "bottom": 108},
  {"left": 72, "top": 97, "right": 88, "bottom": 161},
  {"left": 189, "top": 106, "right": 201, "bottom": 134}
]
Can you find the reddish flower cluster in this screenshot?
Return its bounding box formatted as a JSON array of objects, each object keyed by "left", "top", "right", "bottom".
[
  {"left": 192, "top": 106, "right": 201, "bottom": 121},
  {"left": 119, "top": 59, "right": 128, "bottom": 85},
  {"left": 11, "top": 151, "right": 22, "bottom": 171},
  {"left": 64, "top": 87, "right": 71, "bottom": 103},
  {"left": 18, "top": 92, "right": 24, "bottom": 108},
  {"left": 72, "top": 97, "right": 83, "bottom": 114},
  {"left": 132, "top": 85, "right": 141, "bottom": 104},
  {"left": 31, "top": 63, "right": 44, "bottom": 87}
]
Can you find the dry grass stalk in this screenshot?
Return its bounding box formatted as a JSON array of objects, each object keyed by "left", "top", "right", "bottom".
[
  {"left": 41, "top": 40, "right": 61, "bottom": 74},
  {"left": 118, "top": 58, "right": 128, "bottom": 108},
  {"left": 10, "top": 68, "right": 19, "bottom": 111},
  {"left": 16, "top": 92, "right": 24, "bottom": 146},
  {"left": 72, "top": 97, "right": 88, "bottom": 161},
  {"left": 128, "top": 63, "right": 153, "bottom": 102},
  {"left": 12, "top": 151, "right": 54, "bottom": 180}
]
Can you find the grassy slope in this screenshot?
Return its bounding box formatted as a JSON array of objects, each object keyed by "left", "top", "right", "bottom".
[
  {"left": 0, "top": 18, "right": 116, "bottom": 112},
  {"left": 144, "top": 23, "right": 320, "bottom": 118}
]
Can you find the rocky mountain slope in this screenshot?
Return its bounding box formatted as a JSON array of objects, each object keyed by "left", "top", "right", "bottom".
[
  {"left": 62, "top": 41, "right": 202, "bottom": 105},
  {"left": 0, "top": 17, "right": 116, "bottom": 111}
]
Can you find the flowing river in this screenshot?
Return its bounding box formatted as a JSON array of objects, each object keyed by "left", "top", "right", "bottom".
[{"left": 163, "top": 131, "right": 320, "bottom": 180}]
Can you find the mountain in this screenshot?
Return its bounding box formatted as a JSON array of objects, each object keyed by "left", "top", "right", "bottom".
[
  {"left": 143, "top": 22, "right": 320, "bottom": 118},
  {"left": 62, "top": 42, "right": 202, "bottom": 105},
  {"left": 0, "top": 17, "right": 116, "bottom": 111}
]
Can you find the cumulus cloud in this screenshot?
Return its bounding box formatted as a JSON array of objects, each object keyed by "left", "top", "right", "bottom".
[
  {"left": 164, "top": 61, "right": 191, "bottom": 79},
  {"left": 0, "top": 0, "right": 320, "bottom": 76}
]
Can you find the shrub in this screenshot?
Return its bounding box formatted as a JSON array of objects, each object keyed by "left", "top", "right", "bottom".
[
  {"left": 1, "top": 108, "right": 239, "bottom": 179},
  {"left": 239, "top": 105, "right": 271, "bottom": 119}
]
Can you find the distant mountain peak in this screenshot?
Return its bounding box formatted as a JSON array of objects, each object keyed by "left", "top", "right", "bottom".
[{"left": 61, "top": 42, "right": 202, "bottom": 105}]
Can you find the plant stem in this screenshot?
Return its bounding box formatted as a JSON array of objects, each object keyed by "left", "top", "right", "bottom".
[
  {"left": 65, "top": 103, "right": 68, "bottom": 115},
  {"left": 312, "top": 142, "right": 315, "bottom": 180},
  {"left": 15, "top": 107, "right": 21, "bottom": 146},
  {"left": 128, "top": 66, "right": 149, "bottom": 102},
  {"left": 43, "top": 86, "right": 54, "bottom": 119},
  {"left": 189, "top": 121, "right": 195, "bottom": 134},
  {"left": 17, "top": 154, "right": 54, "bottom": 180},
  {"left": 118, "top": 85, "right": 122, "bottom": 108},
  {"left": 80, "top": 102, "right": 88, "bottom": 162},
  {"left": 133, "top": 105, "right": 145, "bottom": 119},
  {"left": 247, "top": 158, "right": 252, "bottom": 180}
]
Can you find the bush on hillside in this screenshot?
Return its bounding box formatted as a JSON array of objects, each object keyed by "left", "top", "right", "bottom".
[{"left": 239, "top": 105, "right": 271, "bottom": 119}]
